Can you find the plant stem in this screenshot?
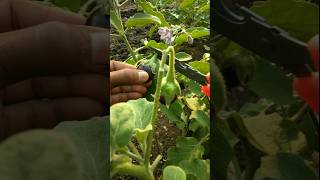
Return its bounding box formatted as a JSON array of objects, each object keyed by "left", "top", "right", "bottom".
[
  {"left": 111, "top": 163, "right": 153, "bottom": 180},
  {"left": 290, "top": 103, "right": 308, "bottom": 123},
  {"left": 151, "top": 155, "right": 163, "bottom": 171},
  {"left": 121, "top": 34, "right": 138, "bottom": 62},
  {"left": 128, "top": 141, "right": 142, "bottom": 159},
  {"left": 144, "top": 47, "right": 172, "bottom": 178},
  {"left": 123, "top": 150, "right": 144, "bottom": 163},
  {"left": 166, "top": 46, "right": 176, "bottom": 82},
  {"left": 199, "top": 133, "right": 210, "bottom": 145}
]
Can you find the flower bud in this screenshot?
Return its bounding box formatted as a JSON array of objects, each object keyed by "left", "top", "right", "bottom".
[{"left": 160, "top": 77, "right": 181, "bottom": 106}]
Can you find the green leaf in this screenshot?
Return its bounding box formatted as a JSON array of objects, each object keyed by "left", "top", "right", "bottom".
[
  {"left": 127, "top": 99, "right": 154, "bottom": 145},
  {"left": 175, "top": 27, "right": 210, "bottom": 45},
  {"left": 0, "top": 130, "right": 81, "bottom": 180},
  {"left": 239, "top": 99, "right": 272, "bottom": 117},
  {"left": 243, "top": 113, "right": 307, "bottom": 155},
  {"left": 179, "top": 0, "right": 194, "bottom": 10},
  {"left": 254, "top": 153, "right": 318, "bottom": 180},
  {"left": 163, "top": 166, "right": 187, "bottom": 180},
  {"left": 212, "top": 126, "right": 240, "bottom": 180},
  {"left": 146, "top": 40, "right": 168, "bottom": 52},
  {"left": 251, "top": 0, "right": 319, "bottom": 42},
  {"left": 160, "top": 102, "right": 185, "bottom": 130},
  {"left": 111, "top": 10, "right": 125, "bottom": 35},
  {"left": 54, "top": 117, "right": 107, "bottom": 180},
  {"left": 138, "top": 0, "right": 170, "bottom": 27},
  {"left": 179, "top": 159, "right": 210, "bottom": 180},
  {"left": 184, "top": 79, "right": 203, "bottom": 96},
  {"left": 298, "top": 112, "right": 319, "bottom": 151},
  {"left": 176, "top": 52, "right": 193, "bottom": 62},
  {"left": 126, "top": 13, "right": 161, "bottom": 28},
  {"left": 184, "top": 97, "right": 206, "bottom": 111},
  {"left": 189, "top": 110, "right": 210, "bottom": 132},
  {"left": 248, "top": 59, "right": 295, "bottom": 105},
  {"left": 189, "top": 61, "right": 209, "bottom": 74},
  {"left": 166, "top": 137, "right": 204, "bottom": 166},
  {"left": 110, "top": 103, "right": 136, "bottom": 150}
]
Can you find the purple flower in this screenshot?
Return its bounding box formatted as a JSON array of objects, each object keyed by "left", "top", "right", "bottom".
[{"left": 158, "top": 27, "right": 174, "bottom": 45}]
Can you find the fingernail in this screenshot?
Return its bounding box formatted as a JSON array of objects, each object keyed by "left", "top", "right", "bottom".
[{"left": 138, "top": 71, "right": 149, "bottom": 82}]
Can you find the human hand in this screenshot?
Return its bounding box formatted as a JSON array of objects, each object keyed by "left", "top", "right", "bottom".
[
  {"left": 110, "top": 61, "right": 151, "bottom": 105},
  {"left": 0, "top": 0, "right": 108, "bottom": 140}
]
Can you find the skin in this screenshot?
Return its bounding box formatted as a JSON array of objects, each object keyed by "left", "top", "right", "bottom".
[{"left": 0, "top": 0, "right": 149, "bottom": 141}]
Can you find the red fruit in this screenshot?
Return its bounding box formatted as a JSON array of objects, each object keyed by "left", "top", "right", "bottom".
[
  {"left": 308, "top": 35, "right": 319, "bottom": 70},
  {"left": 293, "top": 73, "right": 319, "bottom": 113},
  {"left": 201, "top": 73, "right": 210, "bottom": 97},
  {"left": 201, "top": 84, "right": 210, "bottom": 97}
]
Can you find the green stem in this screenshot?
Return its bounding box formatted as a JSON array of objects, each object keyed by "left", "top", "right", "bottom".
[
  {"left": 151, "top": 155, "right": 163, "bottom": 171},
  {"left": 290, "top": 103, "right": 308, "bottom": 123},
  {"left": 121, "top": 34, "right": 138, "bottom": 62},
  {"left": 123, "top": 150, "right": 144, "bottom": 163},
  {"left": 111, "top": 163, "right": 153, "bottom": 180},
  {"left": 166, "top": 46, "right": 176, "bottom": 82},
  {"left": 144, "top": 47, "right": 172, "bottom": 178},
  {"left": 128, "top": 141, "right": 142, "bottom": 159}
]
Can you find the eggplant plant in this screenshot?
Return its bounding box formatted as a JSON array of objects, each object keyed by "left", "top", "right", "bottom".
[{"left": 110, "top": 0, "right": 210, "bottom": 179}]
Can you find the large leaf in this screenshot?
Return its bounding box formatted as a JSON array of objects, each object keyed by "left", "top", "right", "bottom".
[
  {"left": 243, "top": 113, "right": 307, "bottom": 155},
  {"left": 254, "top": 153, "right": 318, "bottom": 180},
  {"left": 126, "top": 13, "right": 161, "bottom": 28},
  {"left": 137, "top": 0, "right": 169, "bottom": 27},
  {"left": 127, "top": 99, "right": 154, "bottom": 146},
  {"left": 212, "top": 126, "right": 240, "bottom": 180},
  {"left": 179, "top": 159, "right": 210, "bottom": 180},
  {"left": 248, "top": 59, "right": 295, "bottom": 105},
  {"left": 54, "top": 117, "right": 107, "bottom": 180},
  {"left": 110, "top": 103, "right": 136, "bottom": 149},
  {"left": 163, "top": 166, "right": 187, "bottom": 180},
  {"left": 166, "top": 137, "right": 204, "bottom": 166},
  {"left": 252, "top": 0, "right": 319, "bottom": 42},
  {"left": 0, "top": 130, "right": 81, "bottom": 180}
]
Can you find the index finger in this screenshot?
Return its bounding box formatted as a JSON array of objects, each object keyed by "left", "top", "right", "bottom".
[
  {"left": 0, "top": 0, "right": 86, "bottom": 33},
  {"left": 110, "top": 61, "right": 136, "bottom": 71}
]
